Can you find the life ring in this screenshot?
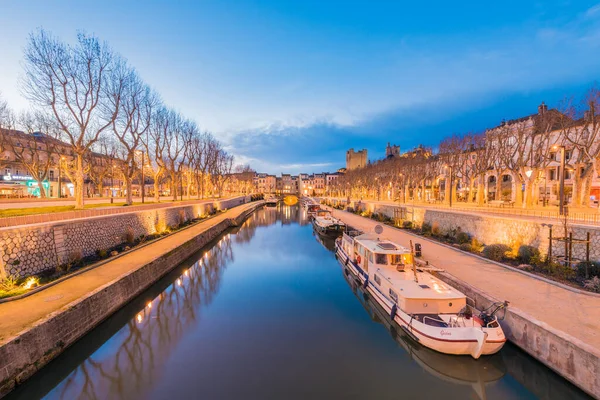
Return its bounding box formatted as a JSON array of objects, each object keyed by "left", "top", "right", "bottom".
[{"left": 356, "top": 255, "right": 362, "bottom": 264}]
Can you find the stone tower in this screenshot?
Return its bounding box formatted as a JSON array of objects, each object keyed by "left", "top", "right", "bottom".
[
  {"left": 385, "top": 142, "right": 400, "bottom": 158},
  {"left": 346, "top": 148, "right": 368, "bottom": 170}
]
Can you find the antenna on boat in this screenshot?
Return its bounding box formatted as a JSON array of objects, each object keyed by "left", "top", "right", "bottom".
[{"left": 409, "top": 240, "right": 419, "bottom": 283}]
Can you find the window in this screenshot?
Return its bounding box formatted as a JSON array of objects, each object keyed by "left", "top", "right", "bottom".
[
  {"left": 49, "top": 170, "right": 54, "bottom": 179},
  {"left": 374, "top": 274, "right": 381, "bottom": 285},
  {"left": 565, "top": 150, "right": 572, "bottom": 160},
  {"left": 389, "top": 289, "right": 398, "bottom": 303},
  {"left": 376, "top": 253, "right": 387, "bottom": 265},
  {"left": 550, "top": 169, "right": 556, "bottom": 180},
  {"left": 390, "top": 254, "right": 404, "bottom": 265}
]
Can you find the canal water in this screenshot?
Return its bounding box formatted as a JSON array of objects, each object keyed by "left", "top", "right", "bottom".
[{"left": 7, "top": 205, "right": 590, "bottom": 400}]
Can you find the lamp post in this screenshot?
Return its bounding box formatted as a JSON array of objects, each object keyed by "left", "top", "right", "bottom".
[
  {"left": 57, "top": 156, "right": 64, "bottom": 199},
  {"left": 110, "top": 164, "right": 115, "bottom": 204},
  {"left": 553, "top": 145, "right": 566, "bottom": 215}
]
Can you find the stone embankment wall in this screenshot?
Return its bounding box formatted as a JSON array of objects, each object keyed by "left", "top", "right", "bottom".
[
  {"left": 0, "top": 201, "right": 261, "bottom": 398},
  {"left": 333, "top": 199, "right": 600, "bottom": 262},
  {"left": 435, "top": 271, "right": 600, "bottom": 399},
  {"left": 0, "top": 197, "right": 248, "bottom": 278}
]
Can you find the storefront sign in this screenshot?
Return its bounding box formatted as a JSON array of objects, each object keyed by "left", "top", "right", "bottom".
[{"left": 2, "top": 174, "right": 33, "bottom": 181}]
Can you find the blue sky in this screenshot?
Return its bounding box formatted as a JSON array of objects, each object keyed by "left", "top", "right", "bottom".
[{"left": 1, "top": 1, "right": 600, "bottom": 174}]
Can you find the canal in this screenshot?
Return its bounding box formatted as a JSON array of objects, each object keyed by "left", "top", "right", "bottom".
[{"left": 7, "top": 204, "right": 590, "bottom": 400}]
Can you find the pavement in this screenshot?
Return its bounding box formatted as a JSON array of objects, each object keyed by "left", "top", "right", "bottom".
[
  {"left": 0, "top": 202, "right": 257, "bottom": 345},
  {"left": 328, "top": 207, "right": 600, "bottom": 352}
]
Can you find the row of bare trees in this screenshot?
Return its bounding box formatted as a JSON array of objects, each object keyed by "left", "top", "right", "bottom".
[
  {"left": 331, "top": 86, "right": 600, "bottom": 209},
  {"left": 0, "top": 29, "right": 240, "bottom": 208}
]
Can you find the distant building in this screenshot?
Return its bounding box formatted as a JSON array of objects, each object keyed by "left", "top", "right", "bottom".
[
  {"left": 346, "top": 148, "right": 367, "bottom": 170},
  {"left": 385, "top": 142, "right": 400, "bottom": 159}
]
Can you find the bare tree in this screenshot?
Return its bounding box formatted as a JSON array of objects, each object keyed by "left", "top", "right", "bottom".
[
  {"left": 0, "top": 111, "right": 62, "bottom": 198},
  {"left": 110, "top": 68, "right": 155, "bottom": 205},
  {"left": 22, "top": 29, "right": 122, "bottom": 208}
]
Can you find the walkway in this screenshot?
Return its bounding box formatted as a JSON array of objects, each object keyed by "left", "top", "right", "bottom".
[
  {"left": 329, "top": 208, "right": 600, "bottom": 351},
  {"left": 0, "top": 202, "right": 257, "bottom": 345}
]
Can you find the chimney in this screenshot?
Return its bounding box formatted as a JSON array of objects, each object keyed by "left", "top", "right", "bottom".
[{"left": 538, "top": 101, "right": 548, "bottom": 115}]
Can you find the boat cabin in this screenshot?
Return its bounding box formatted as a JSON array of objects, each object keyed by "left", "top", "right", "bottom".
[{"left": 340, "top": 232, "right": 466, "bottom": 315}]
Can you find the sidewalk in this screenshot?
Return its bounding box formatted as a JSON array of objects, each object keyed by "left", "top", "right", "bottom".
[
  {"left": 0, "top": 202, "right": 256, "bottom": 345},
  {"left": 329, "top": 208, "right": 600, "bottom": 351}
]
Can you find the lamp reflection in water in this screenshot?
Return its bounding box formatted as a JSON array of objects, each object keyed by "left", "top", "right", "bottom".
[{"left": 30, "top": 229, "right": 241, "bottom": 400}]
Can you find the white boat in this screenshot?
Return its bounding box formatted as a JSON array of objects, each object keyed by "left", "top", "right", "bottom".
[
  {"left": 335, "top": 230, "right": 508, "bottom": 359},
  {"left": 343, "top": 272, "right": 506, "bottom": 400},
  {"left": 265, "top": 196, "right": 278, "bottom": 207},
  {"left": 306, "top": 203, "right": 320, "bottom": 218},
  {"left": 312, "top": 209, "right": 345, "bottom": 236}
]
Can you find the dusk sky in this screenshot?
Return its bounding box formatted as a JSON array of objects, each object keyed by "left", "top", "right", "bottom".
[{"left": 1, "top": 1, "right": 600, "bottom": 174}]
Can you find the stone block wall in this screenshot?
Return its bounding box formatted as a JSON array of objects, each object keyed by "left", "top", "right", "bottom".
[{"left": 0, "top": 196, "right": 249, "bottom": 278}]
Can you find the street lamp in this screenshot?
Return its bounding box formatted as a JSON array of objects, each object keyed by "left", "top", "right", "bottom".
[
  {"left": 111, "top": 164, "right": 115, "bottom": 204},
  {"left": 57, "top": 156, "right": 65, "bottom": 198},
  {"left": 552, "top": 145, "right": 566, "bottom": 215}
]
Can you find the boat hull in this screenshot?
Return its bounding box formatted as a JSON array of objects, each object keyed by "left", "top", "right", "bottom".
[{"left": 335, "top": 241, "right": 506, "bottom": 358}]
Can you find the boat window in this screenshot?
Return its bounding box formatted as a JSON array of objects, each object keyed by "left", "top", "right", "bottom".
[
  {"left": 389, "top": 289, "right": 398, "bottom": 303},
  {"left": 375, "top": 253, "right": 387, "bottom": 265},
  {"left": 389, "top": 254, "right": 404, "bottom": 265},
  {"left": 403, "top": 254, "right": 414, "bottom": 265},
  {"left": 374, "top": 274, "right": 381, "bottom": 285},
  {"left": 368, "top": 252, "right": 374, "bottom": 263}
]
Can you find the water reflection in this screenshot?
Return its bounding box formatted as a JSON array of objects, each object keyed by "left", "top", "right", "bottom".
[
  {"left": 7, "top": 204, "right": 591, "bottom": 400},
  {"left": 342, "top": 270, "right": 506, "bottom": 400}
]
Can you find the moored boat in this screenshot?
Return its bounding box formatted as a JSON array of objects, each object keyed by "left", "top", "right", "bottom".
[
  {"left": 312, "top": 209, "right": 346, "bottom": 236},
  {"left": 265, "top": 196, "right": 278, "bottom": 207},
  {"left": 335, "top": 229, "right": 508, "bottom": 359}
]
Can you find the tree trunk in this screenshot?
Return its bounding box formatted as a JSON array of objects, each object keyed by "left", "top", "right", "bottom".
[
  {"left": 125, "top": 173, "right": 133, "bottom": 205},
  {"left": 153, "top": 172, "right": 161, "bottom": 203},
  {"left": 36, "top": 179, "right": 47, "bottom": 198},
  {"left": 495, "top": 175, "right": 502, "bottom": 201},
  {"left": 75, "top": 154, "right": 85, "bottom": 209},
  {"left": 171, "top": 173, "right": 178, "bottom": 201},
  {"left": 477, "top": 175, "right": 485, "bottom": 205}
]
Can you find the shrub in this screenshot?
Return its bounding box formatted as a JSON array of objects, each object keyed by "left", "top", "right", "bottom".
[
  {"left": 517, "top": 245, "right": 540, "bottom": 264},
  {"left": 96, "top": 249, "right": 108, "bottom": 258},
  {"left": 538, "top": 262, "right": 576, "bottom": 280},
  {"left": 402, "top": 221, "right": 413, "bottom": 229},
  {"left": 431, "top": 222, "right": 441, "bottom": 236},
  {"left": 456, "top": 231, "right": 471, "bottom": 244},
  {"left": 125, "top": 228, "right": 135, "bottom": 244},
  {"left": 482, "top": 244, "right": 511, "bottom": 262},
  {"left": 576, "top": 261, "right": 600, "bottom": 279},
  {"left": 421, "top": 222, "right": 432, "bottom": 235},
  {"left": 584, "top": 276, "right": 600, "bottom": 293},
  {"left": 471, "top": 238, "right": 484, "bottom": 253},
  {"left": 517, "top": 264, "right": 533, "bottom": 272},
  {"left": 0, "top": 275, "right": 19, "bottom": 291},
  {"left": 459, "top": 243, "right": 473, "bottom": 252}
]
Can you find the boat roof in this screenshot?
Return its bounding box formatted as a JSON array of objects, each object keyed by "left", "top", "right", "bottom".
[
  {"left": 375, "top": 267, "right": 466, "bottom": 301},
  {"left": 354, "top": 234, "right": 411, "bottom": 255}
]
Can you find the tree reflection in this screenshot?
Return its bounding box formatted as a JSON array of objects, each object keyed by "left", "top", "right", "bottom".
[{"left": 49, "top": 235, "right": 234, "bottom": 400}]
